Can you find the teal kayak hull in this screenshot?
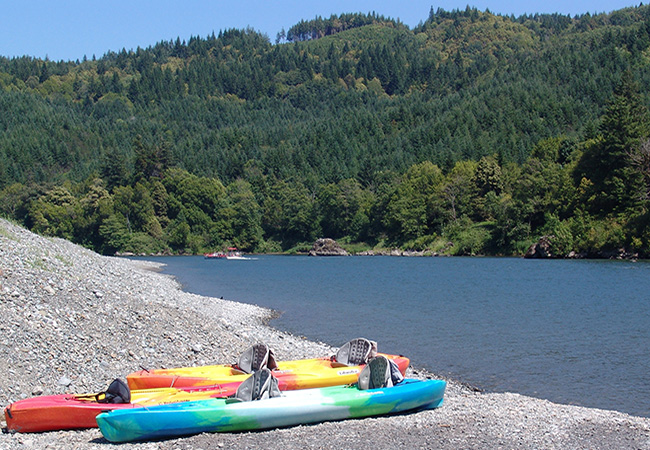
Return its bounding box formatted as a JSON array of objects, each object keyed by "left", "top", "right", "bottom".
[{"left": 96, "top": 378, "right": 446, "bottom": 442}]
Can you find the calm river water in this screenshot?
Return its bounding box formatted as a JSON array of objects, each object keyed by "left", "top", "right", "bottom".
[{"left": 135, "top": 255, "right": 650, "bottom": 417}]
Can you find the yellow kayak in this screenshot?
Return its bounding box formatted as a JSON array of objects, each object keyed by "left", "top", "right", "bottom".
[{"left": 127, "top": 339, "right": 410, "bottom": 392}]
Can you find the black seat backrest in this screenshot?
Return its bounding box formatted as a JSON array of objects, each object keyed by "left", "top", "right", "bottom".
[
  {"left": 234, "top": 368, "right": 282, "bottom": 401},
  {"left": 334, "top": 338, "right": 376, "bottom": 366},
  {"left": 357, "top": 355, "right": 404, "bottom": 390},
  {"left": 96, "top": 378, "right": 131, "bottom": 404},
  {"left": 237, "top": 343, "right": 278, "bottom": 374}
]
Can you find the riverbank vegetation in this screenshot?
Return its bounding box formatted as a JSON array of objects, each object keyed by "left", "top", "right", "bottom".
[{"left": 1, "top": 6, "right": 650, "bottom": 257}]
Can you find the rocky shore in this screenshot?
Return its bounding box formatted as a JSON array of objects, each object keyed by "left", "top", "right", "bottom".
[{"left": 1, "top": 218, "right": 648, "bottom": 449}]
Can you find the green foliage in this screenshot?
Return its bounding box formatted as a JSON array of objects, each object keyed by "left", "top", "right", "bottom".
[
  {"left": 442, "top": 217, "right": 491, "bottom": 256},
  {"left": 2, "top": 6, "right": 650, "bottom": 257},
  {"left": 0, "top": 183, "right": 32, "bottom": 220},
  {"left": 626, "top": 211, "right": 650, "bottom": 255},
  {"left": 383, "top": 161, "right": 444, "bottom": 244},
  {"left": 540, "top": 213, "right": 575, "bottom": 257},
  {"left": 474, "top": 156, "right": 503, "bottom": 196},
  {"left": 127, "top": 232, "right": 168, "bottom": 254},
  {"left": 571, "top": 214, "right": 627, "bottom": 256},
  {"left": 317, "top": 179, "right": 371, "bottom": 240},
  {"left": 484, "top": 192, "right": 532, "bottom": 253},
  {"left": 441, "top": 160, "right": 478, "bottom": 222},
  {"left": 76, "top": 178, "right": 113, "bottom": 249},
  {"left": 4, "top": 6, "right": 649, "bottom": 189},
  {"left": 166, "top": 220, "right": 191, "bottom": 251},
  {"left": 575, "top": 70, "right": 650, "bottom": 216},
  {"left": 224, "top": 179, "right": 264, "bottom": 251},
  {"left": 28, "top": 185, "right": 79, "bottom": 240},
  {"left": 262, "top": 179, "right": 318, "bottom": 247},
  {"left": 99, "top": 214, "right": 131, "bottom": 253},
  {"left": 286, "top": 12, "right": 403, "bottom": 42}
]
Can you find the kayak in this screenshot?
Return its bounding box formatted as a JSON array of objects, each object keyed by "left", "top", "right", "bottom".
[
  {"left": 3, "top": 383, "right": 234, "bottom": 433},
  {"left": 96, "top": 378, "right": 447, "bottom": 443},
  {"left": 127, "top": 339, "right": 409, "bottom": 391},
  {"left": 4, "top": 339, "right": 406, "bottom": 433},
  {"left": 127, "top": 339, "right": 409, "bottom": 392},
  {"left": 126, "top": 354, "right": 410, "bottom": 391}
]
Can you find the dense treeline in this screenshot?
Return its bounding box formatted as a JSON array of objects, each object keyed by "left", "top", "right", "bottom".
[
  {"left": 283, "top": 12, "right": 404, "bottom": 42},
  {"left": 1, "top": 6, "right": 650, "bottom": 257}
]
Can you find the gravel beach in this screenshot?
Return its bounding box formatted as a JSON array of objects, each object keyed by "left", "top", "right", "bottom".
[{"left": 1, "top": 218, "right": 648, "bottom": 449}]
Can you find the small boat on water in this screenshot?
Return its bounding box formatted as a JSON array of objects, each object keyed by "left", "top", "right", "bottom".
[
  {"left": 204, "top": 247, "right": 254, "bottom": 259},
  {"left": 225, "top": 247, "right": 255, "bottom": 260},
  {"left": 203, "top": 251, "right": 226, "bottom": 259}
]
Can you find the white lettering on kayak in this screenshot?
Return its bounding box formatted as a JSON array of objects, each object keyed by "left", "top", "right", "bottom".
[{"left": 337, "top": 369, "right": 360, "bottom": 376}]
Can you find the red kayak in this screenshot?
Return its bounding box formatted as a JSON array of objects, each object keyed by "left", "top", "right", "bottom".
[{"left": 4, "top": 381, "right": 236, "bottom": 433}]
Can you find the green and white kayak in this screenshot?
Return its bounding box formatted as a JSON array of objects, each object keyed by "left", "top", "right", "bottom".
[{"left": 96, "top": 378, "right": 446, "bottom": 443}]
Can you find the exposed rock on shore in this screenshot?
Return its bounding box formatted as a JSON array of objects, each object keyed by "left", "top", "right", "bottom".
[
  {"left": 524, "top": 235, "right": 556, "bottom": 258},
  {"left": 308, "top": 238, "right": 349, "bottom": 256},
  {"left": 1, "top": 219, "right": 648, "bottom": 449},
  {"left": 356, "top": 249, "right": 445, "bottom": 257},
  {"left": 525, "top": 235, "right": 640, "bottom": 260}
]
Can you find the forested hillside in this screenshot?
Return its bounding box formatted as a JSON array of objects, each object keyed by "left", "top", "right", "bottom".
[{"left": 1, "top": 7, "right": 650, "bottom": 257}]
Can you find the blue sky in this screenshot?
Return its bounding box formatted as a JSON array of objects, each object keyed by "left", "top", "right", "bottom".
[{"left": 1, "top": 0, "right": 642, "bottom": 61}]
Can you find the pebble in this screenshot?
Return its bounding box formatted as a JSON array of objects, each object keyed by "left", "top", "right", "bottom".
[{"left": 1, "top": 218, "right": 649, "bottom": 449}]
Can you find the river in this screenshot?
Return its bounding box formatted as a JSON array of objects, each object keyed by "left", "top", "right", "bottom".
[{"left": 134, "top": 255, "right": 650, "bottom": 417}]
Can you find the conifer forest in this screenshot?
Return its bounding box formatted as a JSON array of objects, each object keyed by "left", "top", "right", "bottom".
[{"left": 2, "top": 7, "right": 650, "bottom": 257}]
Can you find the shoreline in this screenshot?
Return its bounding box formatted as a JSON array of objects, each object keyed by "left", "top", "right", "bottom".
[
  {"left": 1, "top": 218, "right": 649, "bottom": 449},
  {"left": 122, "top": 249, "right": 650, "bottom": 260},
  {"left": 147, "top": 256, "right": 488, "bottom": 395}
]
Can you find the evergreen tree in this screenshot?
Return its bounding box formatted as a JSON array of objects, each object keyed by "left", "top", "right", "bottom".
[
  {"left": 576, "top": 70, "right": 649, "bottom": 216},
  {"left": 101, "top": 148, "right": 130, "bottom": 190}
]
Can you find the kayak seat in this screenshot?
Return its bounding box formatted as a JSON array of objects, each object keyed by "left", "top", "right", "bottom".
[
  {"left": 357, "top": 355, "right": 404, "bottom": 390},
  {"left": 96, "top": 378, "right": 131, "bottom": 404},
  {"left": 234, "top": 368, "right": 282, "bottom": 401},
  {"left": 333, "top": 338, "right": 377, "bottom": 366},
  {"left": 237, "top": 343, "right": 278, "bottom": 374}
]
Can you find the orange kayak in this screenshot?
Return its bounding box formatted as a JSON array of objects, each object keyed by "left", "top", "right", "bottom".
[
  {"left": 127, "top": 353, "right": 410, "bottom": 391},
  {"left": 4, "top": 383, "right": 234, "bottom": 433}
]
